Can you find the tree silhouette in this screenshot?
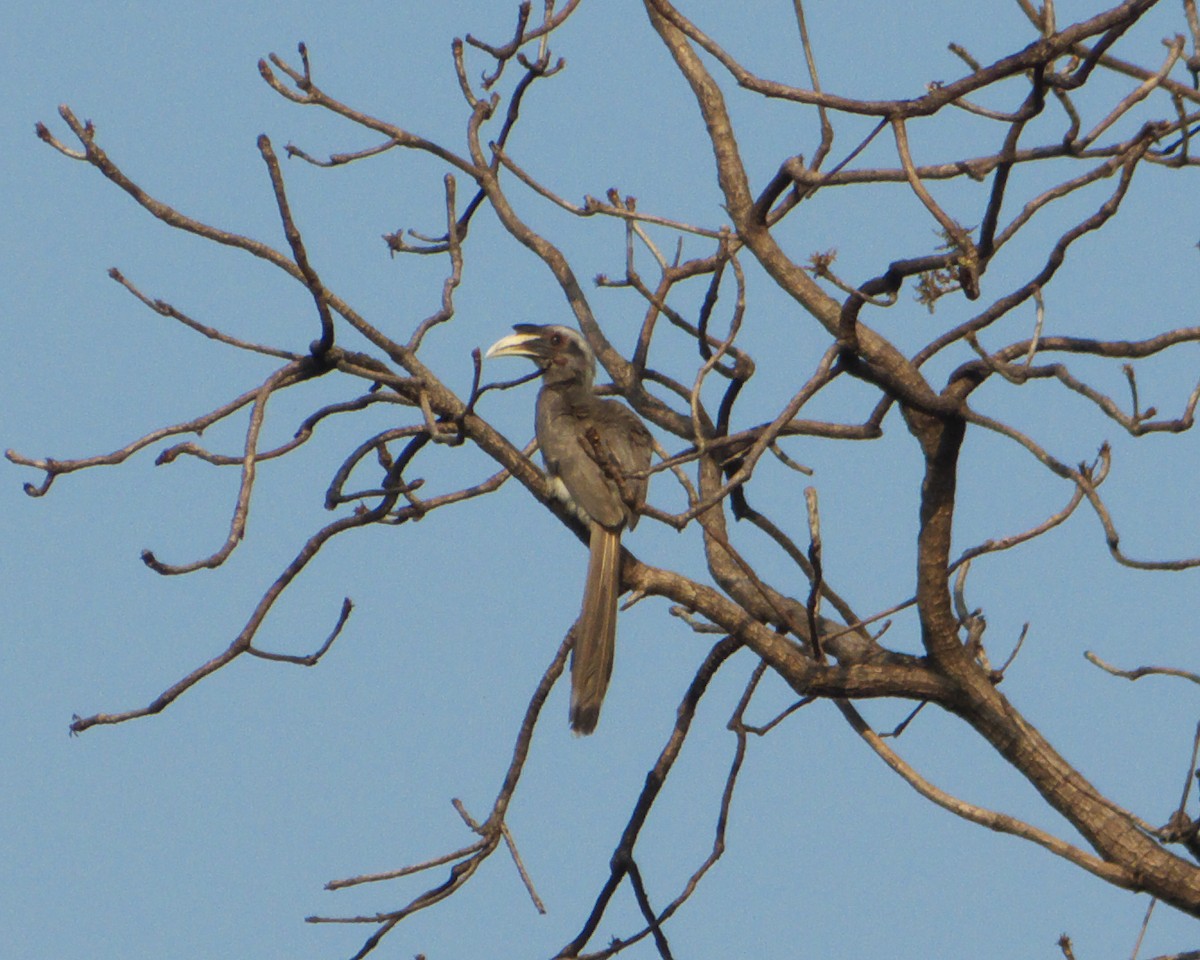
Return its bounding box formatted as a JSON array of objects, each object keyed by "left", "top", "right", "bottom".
[{"left": 13, "top": 1, "right": 1200, "bottom": 957}]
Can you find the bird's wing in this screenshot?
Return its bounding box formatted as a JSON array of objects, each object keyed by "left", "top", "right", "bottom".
[
  {"left": 537, "top": 399, "right": 627, "bottom": 529},
  {"left": 595, "top": 400, "right": 652, "bottom": 529},
  {"left": 536, "top": 388, "right": 651, "bottom": 530}
]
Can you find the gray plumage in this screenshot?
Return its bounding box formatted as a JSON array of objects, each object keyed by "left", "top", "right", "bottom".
[{"left": 486, "top": 324, "right": 651, "bottom": 734}]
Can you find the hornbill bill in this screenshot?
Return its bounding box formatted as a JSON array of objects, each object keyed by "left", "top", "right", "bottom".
[{"left": 486, "top": 324, "right": 652, "bottom": 734}]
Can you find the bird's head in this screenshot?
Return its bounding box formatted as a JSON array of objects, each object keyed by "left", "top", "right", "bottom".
[{"left": 485, "top": 324, "right": 595, "bottom": 388}]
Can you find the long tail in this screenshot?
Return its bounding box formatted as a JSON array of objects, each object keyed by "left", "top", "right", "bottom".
[{"left": 570, "top": 524, "right": 621, "bottom": 735}]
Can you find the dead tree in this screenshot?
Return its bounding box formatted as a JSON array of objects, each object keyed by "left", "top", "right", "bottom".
[{"left": 12, "top": 1, "right": 1200, "bottom": 957}]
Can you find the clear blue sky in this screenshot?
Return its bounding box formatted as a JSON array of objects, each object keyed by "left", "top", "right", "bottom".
[{"left": 4, "top": 2, "right": 1199, "bottom": 958}]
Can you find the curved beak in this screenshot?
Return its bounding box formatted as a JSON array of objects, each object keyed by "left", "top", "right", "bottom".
[{"left": 485, "top": 330, "right": 545, "bottom": 361}]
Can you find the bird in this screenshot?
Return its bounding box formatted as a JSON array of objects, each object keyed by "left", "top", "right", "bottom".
[{"left": 486, "top": 324, "right": 652, "bottom": 734}]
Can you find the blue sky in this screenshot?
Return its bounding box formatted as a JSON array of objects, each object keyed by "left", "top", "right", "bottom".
[{"left": 5, "top": 2, "right": 1200, "bottom": 958}]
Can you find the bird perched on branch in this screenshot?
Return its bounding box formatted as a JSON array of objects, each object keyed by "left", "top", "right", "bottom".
[{"left": 486, "top": 324, "right": 652, "bottom": 734}]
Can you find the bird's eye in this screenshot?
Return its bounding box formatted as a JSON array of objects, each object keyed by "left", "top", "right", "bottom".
[{"left": 549, "top": 332, "right": 563, "bottom": 346}]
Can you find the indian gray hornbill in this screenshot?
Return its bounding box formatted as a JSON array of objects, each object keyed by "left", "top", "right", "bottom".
[{"left": 486, "top": 324, "right": 652, "bottom": 734}]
